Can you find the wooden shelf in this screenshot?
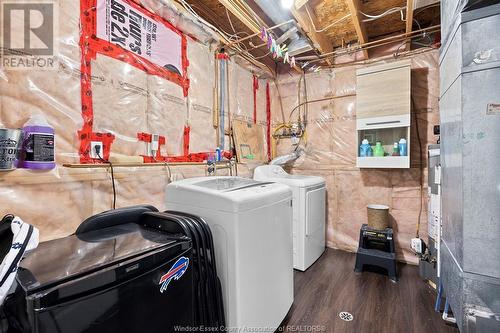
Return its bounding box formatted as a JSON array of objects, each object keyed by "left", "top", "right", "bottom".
[
  {"left": 356, "top": 60, "right": 412, "bottom": 169},
  {"left": 0, "top": 162, "right": 243, "bottom": 185},
  {"left": 357, "top": 156, "right": 410, "bottom": 169},
  {"left": 62, "top": 162, "right": 207, "bottom": 168}
]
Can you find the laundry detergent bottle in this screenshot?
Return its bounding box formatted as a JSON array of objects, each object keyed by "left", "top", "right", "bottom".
[
  {"left": 398, "top": 138, "right": 408, "bottom": 157},
  {"left": 21, "top": 114, "right": 55, "bottom": 170},
  {"left": 359, "top": 139, "right": 372, "bottom": 157},
  {"left": 373, "top": 141, "right": 385, "bottom": 157}
]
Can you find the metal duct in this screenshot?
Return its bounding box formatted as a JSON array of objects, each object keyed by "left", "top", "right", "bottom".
[
  {"left": 253, "top": 0, "right": 313, "bottom": 55},
  {"left": 287, "top": 38, "right": 314, "bottom": 57},
  {"left": 440, "top": 3, "right": 500, "bottom": 331},
  {"left": 275, "top": 26, "right": 298, "bottom": 44}
]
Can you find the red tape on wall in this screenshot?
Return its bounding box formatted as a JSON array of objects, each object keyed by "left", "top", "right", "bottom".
[{"left": 78, "top": 0, "right": 190, "bottom": 163}]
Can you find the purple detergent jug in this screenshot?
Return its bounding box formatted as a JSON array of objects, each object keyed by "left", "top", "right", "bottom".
[{"left": 21, "top": 114, "right": 55, "bottom": 170}]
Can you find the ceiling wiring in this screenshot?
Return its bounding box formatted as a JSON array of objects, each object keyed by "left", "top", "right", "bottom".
[
  {"left": 360, "top": 6, "right": 407, "bottom": 22},
  {"left": 176, "top": 0, "right": 229, "bottom": 38},
  {"left": 226, "top": 7, "right": 238, "bottom": 34},
  {"left": 393, "top": 40, "right": 409, "bottom": 58},
  {"left": 253, "top": 51, "right": 273, "bottom": 59},
  {"left": 174, "top": 0, "right": 277, "bottom": 75},
  {"left": 173, "top": 0, "right": 442, "bottom": 74},
  {"left": 294, "top": 25, "right": 440, "bottom": 63},
  {"left": 176, "top": 0, "right": 252, "bottom": 50},
  {"left": 334, "top": 46, "right": 437, "bottom": 69}
]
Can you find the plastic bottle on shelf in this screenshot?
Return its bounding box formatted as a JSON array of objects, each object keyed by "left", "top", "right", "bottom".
[
  {"left": 392, "top": 142, "right": 400, "bottom": 156},
  {"left": 373, "top": 141, "right": 385, "bottom": 157},
  {"left": 399, "top": 138, "right": 408, "bottom": 156},
  {"left": 359, "top": 139, "right": 373, "bottom": 157},
  {"left": 21, "top": 114, "right": 55, "bottom": 170},
  {"left": 216, "top": 147, "right": 222, "bottom": 161}
]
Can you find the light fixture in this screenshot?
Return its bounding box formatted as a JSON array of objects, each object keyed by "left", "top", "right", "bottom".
[{"left": 281, "top": 0, "right": 294, "bottom": 9}]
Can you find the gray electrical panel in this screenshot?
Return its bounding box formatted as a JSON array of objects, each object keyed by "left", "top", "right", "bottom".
[{"left": 440, "top": 2, "right": 500, "bottom": 332}]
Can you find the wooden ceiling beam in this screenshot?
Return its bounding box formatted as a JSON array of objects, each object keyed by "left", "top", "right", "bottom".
[
  {"left": 291, "top": 3, "right": 333, "bottom": 65},
  {"left": 345, "top": 0, "right": 369, "bottom": 60},
  {"left": 294, "top": 0, "right": 310, "bottom": 10},
  {"left": 217, "top": 0, "right": 303, "bottom": 74},
  {"left": 218, "top": 0, "right": 261, "bottom": 33},
  {"left": 405, "top": 0, "right": 414, "bottom": 51}
]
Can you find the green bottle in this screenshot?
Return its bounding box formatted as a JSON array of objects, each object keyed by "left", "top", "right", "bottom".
[{"left": 373, "top": 141, "right": 385, "bottom": 157}]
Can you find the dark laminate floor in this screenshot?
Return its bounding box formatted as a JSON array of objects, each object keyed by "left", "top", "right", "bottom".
[{"left": 280, "top": 249, "right": 459, "bottom": 333}]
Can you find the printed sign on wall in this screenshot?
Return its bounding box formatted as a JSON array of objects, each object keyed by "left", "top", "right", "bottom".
[
  {"left": 96, "top": 0, "right": 183, "bottom": 75},
  {"left": 78, "top": 0, "right": 190, "bottom": 163}
]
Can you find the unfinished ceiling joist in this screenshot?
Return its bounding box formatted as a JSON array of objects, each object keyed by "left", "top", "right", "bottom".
[
  {"left": 211, "top": 0, "right": 276, "bottom": 75},
  {"left": 294, "top": 0, "right": 310, "bottom": 10},
  {"left": 291, "top": 4, "right": 333, "bottom": 65},
  {"left": 405, "top": 0, "right": 415, "bottom": 51},
  {"left": 345, "top": 0, "right": 369, "bottom": 60},
  {"left": 218, "top": 0, "right": 262, "bottom": 33},
  {"left": 217, "top": 0, "right": 303, "bottom": 73}
]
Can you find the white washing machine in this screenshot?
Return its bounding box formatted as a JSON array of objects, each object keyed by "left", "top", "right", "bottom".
[
  {"left": 165, "top": 177, "right": 293, "bottom": 331},
  {"left": 254, "top": 165, "right": 326, "bottom": 271}
]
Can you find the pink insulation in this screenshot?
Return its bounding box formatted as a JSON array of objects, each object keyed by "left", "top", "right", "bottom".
[
  {"left": 0, "top": 0, "right": 257, "bottom": 242},
  {"left": 0, "top": 0, "right": 439, "bottom": 266},
  {"left": 278, "top": 50, "right": 440, "bottom": 264}
]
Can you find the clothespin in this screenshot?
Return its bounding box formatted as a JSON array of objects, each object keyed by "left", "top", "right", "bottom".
[
  {"left": 267, "top": 34, "right": 273, "bottom": 49},
  {"left": 301, "top": 61, "right": 309, "bottom": 69},
  {"left": 290, "top": 56, "right": 296, "bottom": 68},
  {"left": 281, "top": 44, "right": 288, "bottom": 52},
  {"left": 284, "top": 52, "right": 290, "bottom": 64},
  {"left": 314, "top": 66, "right": 321, "bottom": 72},
  {"left": 261, "top": 27, "right": 267, "bottom": 41},
  {"left": 309, "top": 65, "right": 316, "bottom": 71}
]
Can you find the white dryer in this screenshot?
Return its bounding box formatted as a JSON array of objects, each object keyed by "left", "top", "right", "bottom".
[
  {"left": 254, "top": 165, "right": 326, "bottom": 271},
  {"left": 165, "top": 177, "right": 293, "bottom": 331}
]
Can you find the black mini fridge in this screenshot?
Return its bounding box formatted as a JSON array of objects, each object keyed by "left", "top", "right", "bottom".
[{"left": 9, "top": 207, "right": 194, "bottom": 333}]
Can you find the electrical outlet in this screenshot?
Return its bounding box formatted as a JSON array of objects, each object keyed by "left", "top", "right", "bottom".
[
  {"left": 151, "top": 134, "right": 160, "bottom": 151},
  {"left": 149, "top": 134, "right": 160, "bottom": 157},
  {"left": 411, "top": 238, "right": 426, "bottom": 254},
  {"left": 90, "top": 141, "right": 103, "bottom": 159}
]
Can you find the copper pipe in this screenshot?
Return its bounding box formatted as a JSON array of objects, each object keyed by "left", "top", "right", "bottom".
[
  {"left": 324, "top": 47, "right": 436, "bottom": 69},
  {"left": 297, "top": 25, "right": 441, "bottom": 62},
  {"left": 328, "top": 29, "right": 440, "bottom": 59}
]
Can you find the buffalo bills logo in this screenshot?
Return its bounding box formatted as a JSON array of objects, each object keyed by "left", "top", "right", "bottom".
[{"left": 159, "top": 256, "right": 189, "bottom": 293}]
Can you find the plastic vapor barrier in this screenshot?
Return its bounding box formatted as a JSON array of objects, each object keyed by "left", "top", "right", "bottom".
[
  {"left": 274, "top": 50, "right": 440, "bottom": 264},
  {"left": 0, "top": 0, "right": 256, "bottom": 241}
]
